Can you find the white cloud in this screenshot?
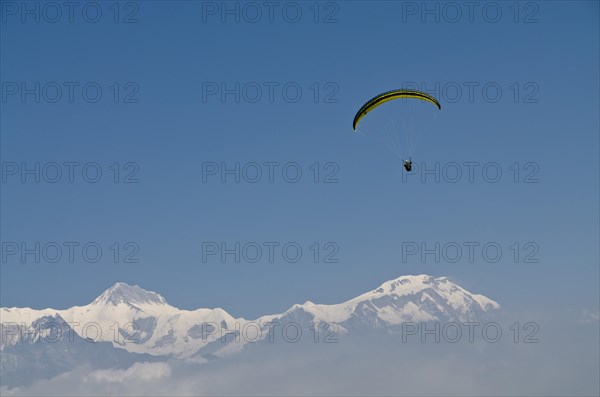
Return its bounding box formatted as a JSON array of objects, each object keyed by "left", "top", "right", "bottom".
[
  {"left": 578, "top": 308, "right": 600, "bottom": 324},
  {"left": 87, "top": 362, "right": 172, "bottom": 383}
]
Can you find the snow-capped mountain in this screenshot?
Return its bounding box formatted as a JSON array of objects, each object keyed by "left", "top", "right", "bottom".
[
  {"left": 92, "top": 282, "right": 168, "bottom": 306},
  {"left": 1, "top": 283, "right": 239, "bottom": 358},
  {"left": 258, "top": 275, "right": 500, "bottom": 334},
  {"left": 1, "top": 275, "right": 500, "bottom": 360},
  {"left": 0, "top": 314, "right": 160, "bottom": 388}
]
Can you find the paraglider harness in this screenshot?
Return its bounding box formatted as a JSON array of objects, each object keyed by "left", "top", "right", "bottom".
[{"left": 403, "top": 158, "right": 412, "bottom": 172}]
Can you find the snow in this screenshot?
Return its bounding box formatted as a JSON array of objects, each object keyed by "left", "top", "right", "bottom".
[{"left": 1, "top": 276, "right": 500, "bottom": 358}]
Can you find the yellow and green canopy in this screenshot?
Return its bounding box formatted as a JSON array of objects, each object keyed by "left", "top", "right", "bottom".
[{"left": 353, "top": 89, "right": 441, "bottom": 131}]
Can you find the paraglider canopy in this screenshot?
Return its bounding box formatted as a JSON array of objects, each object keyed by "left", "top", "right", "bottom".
[{"left": 353, "top": 89, "right": 441, "bottom": 131}]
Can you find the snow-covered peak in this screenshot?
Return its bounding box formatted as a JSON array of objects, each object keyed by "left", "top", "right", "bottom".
[
  {"left": 264, "top": 274, "right": 501, "bottom": 327},
  {"left": 369, "top": 274, "right": 433, "bottom": 296},
  {"left": 92, "top": 282, "right": 168, "bottom": 306},
  {"left": 366, "top": 274, "right": 463, "bottom": 297},
  {"left": 362, "top": 274, "right": 500, "bottom": 311}
]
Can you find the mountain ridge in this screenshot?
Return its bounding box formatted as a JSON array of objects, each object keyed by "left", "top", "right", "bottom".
[{"left": 1, "top": 274, "right": 501, "bottom": 358}]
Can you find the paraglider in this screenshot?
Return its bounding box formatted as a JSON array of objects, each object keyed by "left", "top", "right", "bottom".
[{"left": 352, "top": 89, "right": 441, "bottom": 172}]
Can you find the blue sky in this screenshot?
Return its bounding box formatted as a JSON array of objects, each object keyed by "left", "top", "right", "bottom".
[{"left": 1, "top": 1, "right": 598, "bottom": 319}]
